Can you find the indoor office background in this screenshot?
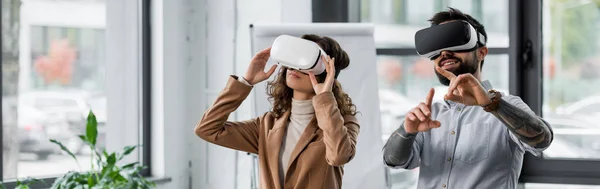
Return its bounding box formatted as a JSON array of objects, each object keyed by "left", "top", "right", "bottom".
[{"left": 0, "top": 0, "right": 599, "bottom": 188}]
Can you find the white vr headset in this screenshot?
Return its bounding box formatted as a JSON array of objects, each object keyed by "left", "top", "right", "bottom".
[{"left": 270, "top": 35, "right": 339, "bottom": 78}]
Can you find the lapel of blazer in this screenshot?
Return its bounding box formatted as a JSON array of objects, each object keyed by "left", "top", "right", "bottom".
[
  {"left": 266, "top": 111, "right": 290, "bottom": 189},
  {"left": 284, "top": 116, "right": 319, "bottom": 179}
]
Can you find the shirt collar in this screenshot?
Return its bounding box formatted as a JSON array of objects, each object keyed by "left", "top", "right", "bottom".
[{"left": 481, "top": 80, "right": 493, "bottom": 91}]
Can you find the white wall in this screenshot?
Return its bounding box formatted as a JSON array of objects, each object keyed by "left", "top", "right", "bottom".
[
  {"left": 150, "top": 0, "right": 190, "bottom": 188},
  {"left": 105, "top": 0, "right": 141, "bottom": 168}
]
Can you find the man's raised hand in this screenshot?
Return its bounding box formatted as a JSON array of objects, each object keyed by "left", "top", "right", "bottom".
[{"left": 403, "top": 88, "right": 442, "bottom": 134}]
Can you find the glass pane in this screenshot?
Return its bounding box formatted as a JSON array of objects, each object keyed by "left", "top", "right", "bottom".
[
  {"left": 361, "top": 0, "right": 509, "bottom": 48},
  {"left": 2, "top": 0, "right": 107, "bottom": 179},
  {"left": 377, "top": 54, "right": 509, "bottom": 188},
  {"left": 541, "top": 0, "right": 600, "bottom": 159},
  {"left": 526, "top": 183, "right": 600, "bottom": 189}
]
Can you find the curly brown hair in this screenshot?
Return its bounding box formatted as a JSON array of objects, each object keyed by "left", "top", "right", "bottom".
[{"left": 266, "top": 34, "right": 358, "bottom": 118}]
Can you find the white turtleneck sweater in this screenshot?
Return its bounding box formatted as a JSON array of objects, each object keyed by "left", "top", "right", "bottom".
[
  {"left": 237, "top": 76, "right": 315, "bottom": 187},
  {"left": 278, "top": 98, "right": 314, "bottom": 185}
]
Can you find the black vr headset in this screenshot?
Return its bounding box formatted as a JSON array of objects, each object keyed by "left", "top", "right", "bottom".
[{"left": 414, "top": 20, "right": 487, "bottom": 60}]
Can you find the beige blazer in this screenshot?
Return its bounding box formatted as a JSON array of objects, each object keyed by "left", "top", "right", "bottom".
[{"left": 195, "top": 76, "right": 360, "bottom": 189}]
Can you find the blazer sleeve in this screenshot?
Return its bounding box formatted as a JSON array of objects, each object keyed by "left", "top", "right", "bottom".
[
  {"left": 312, "top": 92, "right": 361, "bottom": 166},
  {"left": 194, "top": 75, "right": 262, "bottom": 154}
]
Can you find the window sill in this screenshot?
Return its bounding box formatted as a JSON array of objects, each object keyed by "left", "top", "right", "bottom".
[
  {"left": 1, "top": 176, "right": 171, "bottom": 189},
  {"left": 146, "top": 176, "right": 173, "bottom": 185}
]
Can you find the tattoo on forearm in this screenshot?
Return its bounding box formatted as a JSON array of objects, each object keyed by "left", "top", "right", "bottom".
[{"left": 490, "top": 99, "right": 553, "bottom": 148}]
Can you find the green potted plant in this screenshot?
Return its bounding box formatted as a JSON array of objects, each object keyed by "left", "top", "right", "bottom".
[
  {"left": 0, "top": 111, "right": 156, "bottom": 189},
  {"left": 47, "top": 111, "right": 155, "bottom": 189}
]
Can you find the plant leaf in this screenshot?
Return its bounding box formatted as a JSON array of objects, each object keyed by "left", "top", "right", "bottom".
[
  {"left": 121, "top": 162, "right": 139, "bottom": 170},
  {"left": 78, "top": 135, "right": 87, "bottom": 143},
  {"left": 100, "top": 153, "right": 117, "bottom": 180},
  {"left": 118, "top": 146, "right": 137, "bottom": 161},
  {"left": 107, "top": 170, "right": 127, "bottom": 183},
  {"left": 86, "top": 111, "right": 98, "bottom": 147},
  {"left": 115, "top": 174, "right": 128, "bottom": 183},
  {"left": 100, "top": 149, "right": 110, "bottom": 166},
  {"left": 78, "top": 134, "right": 94, "bottom": 149},
  {"left": 52, "top": 171, "right": 81, "bottom": 188},
  {"left": 88, "top": 173, "right": 96, "bottom": 187},
  {"left": 107, "top": 153, "right": 116, "bottom": 165},
  {"left": 50, "top": 139, "right": 78, "bottom": 162}
]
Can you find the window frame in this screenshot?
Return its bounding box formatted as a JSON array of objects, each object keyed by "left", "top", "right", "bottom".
[
  {"left": 140, "top": 0, "right": 152, "bottom": 177},
  {"left": 515, "top": 0, "right": 600, "bottom": 185},
  {"left": 0, "top": 0, "right": 3, "bottom": 184},
  {"left": 314, "top": 0, "right": 600, "bottom": 186},
  {"left": 0, "top": 0, "right": 152, "bottom": 187}
]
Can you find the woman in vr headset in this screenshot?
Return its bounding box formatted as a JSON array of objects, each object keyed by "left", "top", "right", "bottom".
[{"left": 195, "top": 34, "right": 359, "bottom": 189}]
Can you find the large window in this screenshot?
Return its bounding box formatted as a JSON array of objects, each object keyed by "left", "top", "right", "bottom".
[
  {"left": 14, "top": 25, "right": 107, "bottom": 179},
  {"left": 519, "top": 0, "right": 600, "bottom": 187},
  {"left": 540, "top": 0, "right": 600, "bottom": 160},
  {"left": 1, "top": 0, "right": 150, "bottom": 186}
]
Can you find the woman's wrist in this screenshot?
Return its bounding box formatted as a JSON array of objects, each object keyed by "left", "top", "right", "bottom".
[{"left": 237, "top": 76, "right": 253, "bottom": 86}]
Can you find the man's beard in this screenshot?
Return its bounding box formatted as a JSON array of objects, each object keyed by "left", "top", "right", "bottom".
[{"left": 435, "top": 53, "right": 478, "bottom": 86}]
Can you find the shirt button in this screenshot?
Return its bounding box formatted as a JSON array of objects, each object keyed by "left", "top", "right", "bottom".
[
  {"left": 451, "top": 131, "right": 455, "bottom": 135},
  {"left": 457, "top": 107, "right": 462, "bottom": 111},
  {"left": 442, "top": 184, "right": 447, "bottom": 188},
  {"left": 447, "top": 157, "right": 452, "bottom": 161}
]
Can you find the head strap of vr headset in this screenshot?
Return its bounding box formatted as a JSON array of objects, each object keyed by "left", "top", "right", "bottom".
[
  {"left": 470, "top": 21, "right": 487, "bottom": 47},
  {"left": 458, "top": 20, "right": 487, "bottom": 47},
  {"left": 477, "top": 32, "right": 487, "bottom": 46}
]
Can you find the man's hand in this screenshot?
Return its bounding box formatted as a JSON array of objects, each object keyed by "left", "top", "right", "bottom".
[
  {"left": 404, "top": 88, "right": 441, "bottom": 134},
  {"left": 435, "top": 66, "right": 492, "bottom": 106}
]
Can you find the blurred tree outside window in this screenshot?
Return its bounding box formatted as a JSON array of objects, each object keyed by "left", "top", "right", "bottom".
[
  {"left": 34, "top": 39, "right": 76, "bottom": 85},
  {"left": 544, "top": 0, "right": 600, "bottom": 109}
]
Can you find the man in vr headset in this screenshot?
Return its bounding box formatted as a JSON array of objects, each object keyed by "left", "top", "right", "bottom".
[{"left": 382, "top": 8, "right": 554, "bottom": 189}]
